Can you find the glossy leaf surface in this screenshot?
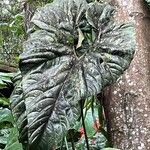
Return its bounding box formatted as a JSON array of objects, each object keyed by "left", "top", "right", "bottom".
[{"left": 10, "top": 0, "right": 135, "bottom": 149}]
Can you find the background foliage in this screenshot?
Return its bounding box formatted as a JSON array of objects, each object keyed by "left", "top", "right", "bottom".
[
  {"left": 0, "top": 0, "right": 25, "bottom": 66},
  {"left": 0, "top": 72, "right": 23, "bottom": 150},
  {"left": 0, "top": 0, "right": 53, "bottom": 66}
]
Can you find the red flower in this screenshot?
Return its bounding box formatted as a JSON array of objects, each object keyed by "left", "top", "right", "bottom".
[{"left": 79, "top": 127, "right": 85, "bottom": 137}]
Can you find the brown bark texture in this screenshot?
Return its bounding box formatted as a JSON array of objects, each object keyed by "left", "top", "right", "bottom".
[
  {"left": 105, "top": 0, "right": 150, "bottom": 150},
  {"left": 0, "top": 62, "right": 17, "bottom": 72}
]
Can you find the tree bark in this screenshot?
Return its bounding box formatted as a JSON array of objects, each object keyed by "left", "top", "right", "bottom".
[
  {"left": 105, "top": 0, "right": 150, "bottom": 149},
  {"left": 0, "top": 62, "right": 17, "bottom": 72},
  {"left": 23, "top": 1, "right": 36, "bottom": 33}
]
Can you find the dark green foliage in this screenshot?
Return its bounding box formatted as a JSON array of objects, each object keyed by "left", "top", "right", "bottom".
[
  {"left": 4, "top": 127, "right": 23, "bottom": 150},
  {"left": 10, "top": 0, "right": 135, "bottom": 149},
  {"left": 0, "top": 72, "right": 14, "bottom": 107},
  {"left": 0, "top": 72, "right": 23, "bottom": 150},
  {"left": 0, "top": 108, "right": 13, "bottom": 149}
]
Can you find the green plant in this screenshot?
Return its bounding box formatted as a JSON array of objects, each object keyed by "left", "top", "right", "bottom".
[
  {"left": 10, "top": 0, "right": 135, "bottom": 149},
  {"left": 72, "top": 101, "right": 108, "bottom": 150},
  {"left": 0, "top": 72, "right": 23, "bottom": 150},
  {"left": 0, "top": 108, "right": 23, "bottom": 150},
  {"left": 0, "top": 72, "right": 14, "bottom": 107},
  {"left": 0, "top": 0, "right": 25, "bottom": 65}
]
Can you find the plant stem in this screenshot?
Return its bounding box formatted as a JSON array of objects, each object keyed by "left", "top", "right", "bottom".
[
  {"left": 71, "top": 139, "right": 75, "bottom": 150},
  {"left": 80, "top": 100, "right": 90, "bottom": 150},
  {"left": 64, "top": 137, "right": 69, "bottom": 150}
]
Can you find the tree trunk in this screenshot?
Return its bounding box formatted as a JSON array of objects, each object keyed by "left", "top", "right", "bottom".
[
  {"left": 24, "top": 1, "right": 36, "bottom": 33},
  {"left": 105, "top": 0, "right": 150, "bottom": 149}
]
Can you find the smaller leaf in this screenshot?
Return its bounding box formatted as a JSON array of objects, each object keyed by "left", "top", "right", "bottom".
[
  {"left": 4, "top": 128, "right": 23, "bottom": 150},
  {"left": 0, "top": 129, "right": 10, "bottom": 148},
  {"left": 0, "top": 109, "right": 14, "bottom": 149},
  {"left": 0, "top": 72, "right": 14, "bottom": 79},
  {"left": 14, "top": 14, "right": 24, "bottom": 22},
  {"left": 0, "top": 108, "right": 14, "bottom": 125},
  {"left": 0, "top": 23, "right": 9, "bottom": 30},
  {"left": 0, "top": 97, "right": 9, "bottom": 107},
  {"left": 76, "top": 28, "right": 85, "bottom": 49},
  {"left": 0, "top": 72, "right": 13, "bottom": 89}
]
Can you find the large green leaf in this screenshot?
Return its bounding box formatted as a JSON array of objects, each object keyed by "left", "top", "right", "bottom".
[
  {"left": 10, "top": 0, "right": 135, "bottom": 149},
  {"left": 0, "top": 73, "right": 14, "bottom": 89}
]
